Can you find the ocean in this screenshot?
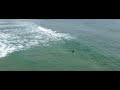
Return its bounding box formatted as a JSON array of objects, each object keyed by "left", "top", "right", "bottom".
[{"left": 0, "top": 19, "right": 120, "bottom": 71}]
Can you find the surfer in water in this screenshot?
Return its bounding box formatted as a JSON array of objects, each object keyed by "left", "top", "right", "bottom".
[{"left": 72, "top": 50, "right": 75, "bottom": 53}]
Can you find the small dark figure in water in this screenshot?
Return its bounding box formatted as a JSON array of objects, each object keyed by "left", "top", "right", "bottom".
[{"left": 72, "top": 50, "right": 74, "bottom": 53}]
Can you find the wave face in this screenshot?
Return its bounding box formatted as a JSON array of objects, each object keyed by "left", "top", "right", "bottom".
[{"left": 0, "top": 20, "right": 74, "bottom": 58}]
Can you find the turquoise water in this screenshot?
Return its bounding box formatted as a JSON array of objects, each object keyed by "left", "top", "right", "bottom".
[{"left": 0, "top": 19, "right": 120, "bottom": 71}]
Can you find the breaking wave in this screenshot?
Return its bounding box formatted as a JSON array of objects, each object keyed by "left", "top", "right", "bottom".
[{"left": 0, "top": 21, "right": 74, "bottom": 58}]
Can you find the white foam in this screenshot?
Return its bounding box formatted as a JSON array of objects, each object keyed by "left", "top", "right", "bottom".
[
  {"left": 0, "top": 21, "right": 74, "bottom": 59},
  {"left": 37, "top": 26, "right": 73, "bottom": 41},
  {"left": 0, "top": 46, "right": 16, "bottom": 58}
]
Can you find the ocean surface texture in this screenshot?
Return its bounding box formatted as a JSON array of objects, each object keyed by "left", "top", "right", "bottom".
[{"left": 0, "top": 19, "right": 120, "bottom": 71}]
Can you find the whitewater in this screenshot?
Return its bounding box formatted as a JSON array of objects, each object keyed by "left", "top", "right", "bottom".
[{"left": 0, "top": 20, "right": 74, "bottom": 58}]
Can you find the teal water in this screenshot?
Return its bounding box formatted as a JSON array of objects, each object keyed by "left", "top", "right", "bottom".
[{"left": 0, "top": 19, "right": 120, "bottom": 71}]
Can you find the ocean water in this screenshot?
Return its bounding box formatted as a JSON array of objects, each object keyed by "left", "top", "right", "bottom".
[{"left": 0, "top": 19, "right": 120, "bottom": 71}]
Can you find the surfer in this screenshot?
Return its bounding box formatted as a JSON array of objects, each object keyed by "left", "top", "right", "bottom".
[{"left": 72, "top": 50, "right": 74, "bottom": 53}]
